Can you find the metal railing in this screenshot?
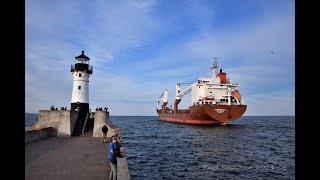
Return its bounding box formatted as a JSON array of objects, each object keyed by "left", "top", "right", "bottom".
[
  {"left": 82, "top": 112, "right": 90, "bottom": 135},
  {"left": 70, "top": 64, "right": 93, "bottom": 72},
  {"left": 71, "top": 111, "right": 79, "bottom": 135}
]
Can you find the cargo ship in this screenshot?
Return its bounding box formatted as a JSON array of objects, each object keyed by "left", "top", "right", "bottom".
[{"left": 156, "top": 58, "right": 247, "bottom": 125}]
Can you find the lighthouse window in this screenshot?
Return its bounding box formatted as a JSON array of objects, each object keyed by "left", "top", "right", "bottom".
[
  {"left": 78, "top": 86, "right": 81, "bottom": 90},
  {"left": 79, "top": 73, "right": 82, "bottom": 77}
]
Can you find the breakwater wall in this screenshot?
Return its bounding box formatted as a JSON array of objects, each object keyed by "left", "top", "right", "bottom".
[
  {"left": 28, "top": 110, "right": 74, "bottom": 137},
  {"left": 92, "top": 110, "right": 117, "bottom": 137},
  {"left": 118, "top": 144, "right": 131, "bottom": 180},
  {"left": 28, "top": 110, "right": 118, "bottom": 137},
  {"left": 25, "top": 127, "right": 55, "bottom": 143}
]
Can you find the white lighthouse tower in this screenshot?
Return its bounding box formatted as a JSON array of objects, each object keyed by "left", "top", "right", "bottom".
[{"left": 70, "top": 50, "right": 93, "bottom": 135}]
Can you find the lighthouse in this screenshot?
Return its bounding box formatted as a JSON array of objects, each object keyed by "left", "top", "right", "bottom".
[{"left": 70, "top": 50, "right": 93, "bottom": 135}]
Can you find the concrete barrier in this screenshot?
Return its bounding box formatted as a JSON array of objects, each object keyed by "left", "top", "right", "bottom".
[
  {"left": 30, "top": 110, "right": 72, "bottom": 137},
  {"left": 57, "top": 111, "right": 71, "bottom": 137},
  {"left": 116, "top": 129, "right": 131, "bottom": 180},
  {"left": 93, "top": 110, "right": 119, "bottom": 138},
  {"left": 92, "top": 110, "right": 108, "bottom": 137},
  {"left": 25, "top": 127, "right": 54, "bottom": 143},
  {"left": 117, "top": 156, "right": 131, "bottom": 180}
]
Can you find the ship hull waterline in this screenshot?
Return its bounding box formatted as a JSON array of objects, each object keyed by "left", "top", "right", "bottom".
[{"left": 157, "top": 104, "right": 247, "bottom": 125}]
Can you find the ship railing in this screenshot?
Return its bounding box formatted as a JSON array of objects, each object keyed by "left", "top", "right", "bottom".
[
  {"left": 166, "top": 110, "right": 174, "bottom": 113},
  {"left": 178, "top": 109, "right": 190, "bottom": 113}
]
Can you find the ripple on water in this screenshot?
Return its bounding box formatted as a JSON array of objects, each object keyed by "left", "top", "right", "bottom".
[{"left": 114, "top": 116, "right": 294, "bottom": 180}]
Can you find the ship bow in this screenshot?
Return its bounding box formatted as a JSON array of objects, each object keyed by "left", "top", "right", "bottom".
[{"left": 203, "top": 104, "right": 247, "bottom": 123}]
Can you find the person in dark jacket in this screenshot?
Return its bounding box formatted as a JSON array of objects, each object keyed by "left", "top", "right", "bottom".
[
  {"left": 101, "top": 124, "right": 108, "bottom": 143},
  {"left": 109, "top": 136, "right": 123, "bottom": 180},
  {"left": 115, "top": 133, "right": 122, "bottom": 151}
]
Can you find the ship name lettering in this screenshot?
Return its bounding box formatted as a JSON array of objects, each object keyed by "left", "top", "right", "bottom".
[{"left": 215, "top": 109, "right": 226, "bottom": 113}]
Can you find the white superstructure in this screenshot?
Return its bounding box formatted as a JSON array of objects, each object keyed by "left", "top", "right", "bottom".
[{"left": 173, "top": 58, "right": 244, "bottom": 106}]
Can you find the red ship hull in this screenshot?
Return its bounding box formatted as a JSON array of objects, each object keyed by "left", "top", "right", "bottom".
[{"left": 157, "top": 104, "right": 247, "bottom": 125}]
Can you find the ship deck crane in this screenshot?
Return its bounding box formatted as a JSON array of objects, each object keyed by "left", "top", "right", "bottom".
[
  {"left": 157, "top": 89, "right": 168, "bottom": 109},
  {"left": 175, "top": 83, "right": 195, "bottom": 99}
]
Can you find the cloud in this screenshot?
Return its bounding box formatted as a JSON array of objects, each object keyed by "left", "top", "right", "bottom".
[{"left": 26, "top": 0, "right": 295, "bottom": 116}]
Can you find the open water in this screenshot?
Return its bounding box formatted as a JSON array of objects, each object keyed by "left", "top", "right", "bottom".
[{"left": 25, "top": 114, "right": 295, "bottom": 179}]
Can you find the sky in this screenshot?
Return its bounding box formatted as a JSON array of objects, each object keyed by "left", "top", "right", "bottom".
[{"left": 25, "top": 0, "right": 295, "bottom": 116}]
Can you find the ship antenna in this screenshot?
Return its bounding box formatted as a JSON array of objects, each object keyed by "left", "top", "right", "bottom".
[
  {"left": 213, "top": 57, "right": 219, "bottom": 68},
  {"left": 211, "top": 57, "right": 219, "bottom": 78}
]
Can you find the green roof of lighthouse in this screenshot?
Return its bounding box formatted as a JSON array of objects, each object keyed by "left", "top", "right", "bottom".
[{"left": 75, "top": 50, "right": 90, "bottom": 61}]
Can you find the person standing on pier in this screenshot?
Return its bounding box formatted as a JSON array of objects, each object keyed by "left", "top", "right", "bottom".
[
  {"left": 115, "top": 133, "right": 122, "bottom": 151},
  {"left": 108, "top": 136, "right": 123, "bottom": 180},
  {"left": 101, "top": 124, "right": 108, "bottom": 143}
]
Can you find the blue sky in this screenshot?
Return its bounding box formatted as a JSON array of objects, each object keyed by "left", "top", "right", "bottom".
[{"left": 25, "top": 0, "right": 295, "bottom": 116}]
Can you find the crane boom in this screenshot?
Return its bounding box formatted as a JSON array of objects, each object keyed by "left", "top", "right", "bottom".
[
  {"left": 176, "top": 83, "right": 194, "bottom": 98},
  {"left": 158, "top": 91, "right": 164, "bottom": 99}
]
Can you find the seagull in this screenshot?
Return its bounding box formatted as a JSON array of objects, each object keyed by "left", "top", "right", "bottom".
[{"left": 270, "top": 51, "right": 275, "bottom": 54}]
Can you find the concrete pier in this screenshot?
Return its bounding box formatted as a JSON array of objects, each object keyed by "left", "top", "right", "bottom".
[
  {"left": 25, "top": 130, "right": 131, "bottom": 180},
  {"left": 25, "top": 136, "right": 110, "bottom": 180},
  {"left": 25, "top": 109, "right": 130, "bottom": 180}
]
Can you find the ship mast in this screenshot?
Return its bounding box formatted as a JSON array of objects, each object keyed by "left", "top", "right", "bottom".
[{"left": 210, "top": 57, "right": 219, "bottom": 78}]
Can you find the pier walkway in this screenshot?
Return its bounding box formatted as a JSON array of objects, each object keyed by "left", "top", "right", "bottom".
[{"left": 25, "top": 136, "right": 110, "bottom": 180}]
